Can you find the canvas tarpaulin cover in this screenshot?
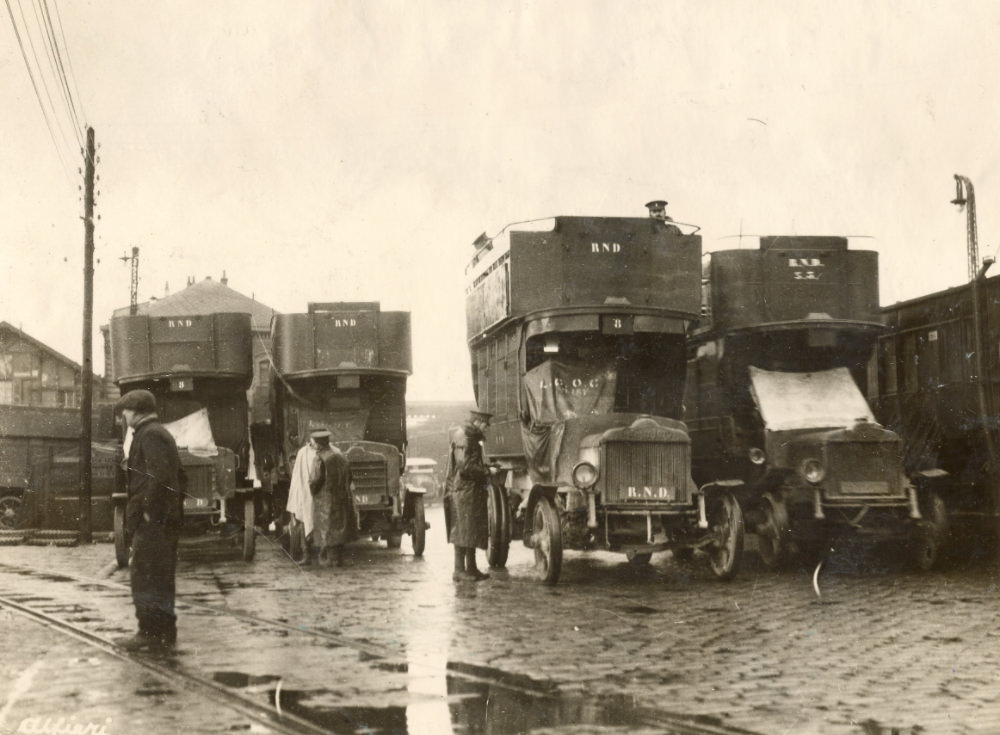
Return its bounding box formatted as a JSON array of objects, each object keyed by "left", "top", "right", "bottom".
[
  {"left": 521, "top": 359, "right": 616, "bottom": 482},
  {"left": 749, "top": 366, "right": 874, "bottom": 432},
  {"left": 124, "top": 407, "right": 219, "bottom": 459}
]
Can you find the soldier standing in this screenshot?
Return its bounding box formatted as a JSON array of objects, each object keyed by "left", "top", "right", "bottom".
[
  {"left": 445, "top": 410, "right": 493, "bottom": 582},
  {"left": 309, "top": 429, "right": 356, "bottom": 566},
  {"left": 115, "top": 389, "right": 183, "bottom": 651}
]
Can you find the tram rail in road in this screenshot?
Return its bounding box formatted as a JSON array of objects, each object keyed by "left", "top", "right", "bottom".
[{"left": 0, "top": 560, "right": 762, "bottom": 735}]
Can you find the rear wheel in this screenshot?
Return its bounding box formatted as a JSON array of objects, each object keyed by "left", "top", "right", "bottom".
[
  {"left": 486, "top": 482, "right": 510, "bottom": 568},
  {"left": 756, "top": 494, "right": 788, "bottom": 570},
  {"left": 531, "top": 496, "right": 562, "bottom": 585},
  {"left": 708, "top": 492, "right": 744, "bottom": 580},
  {"left": 242, "top": 497, "right": 256, "bottom": 562},
  {"left": 113, "top": 503, "right": 129, "bottom": 568},
  {"left": 0, "top": 494, "right": 22, "bottom": 530},
  {"left": 411, "top": 495, "right": 426, "bottom": 557}
]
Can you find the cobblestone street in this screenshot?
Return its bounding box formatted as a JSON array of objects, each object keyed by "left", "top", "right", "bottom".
[{"left": 1, "top": 504, "right": 999, "bottom": 735}]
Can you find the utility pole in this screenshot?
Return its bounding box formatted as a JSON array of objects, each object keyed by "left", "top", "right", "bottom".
[{"left": 79, "top": 126, "right": 96, "bottom": 544}]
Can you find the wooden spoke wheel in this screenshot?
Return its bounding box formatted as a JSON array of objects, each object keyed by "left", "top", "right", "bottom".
[
  {"left": 707, "top": 492, "right": 744, "bottom": 580},
  {"left": 531, "top": 496, "right": 562, "bottom": 585},
  {"left": 0, "top": 494, "right": 22, "bottom": 530}
]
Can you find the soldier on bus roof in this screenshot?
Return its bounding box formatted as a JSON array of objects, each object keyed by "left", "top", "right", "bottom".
[{"left": 646, "top": 199, "right": 681, "bottom": 233}]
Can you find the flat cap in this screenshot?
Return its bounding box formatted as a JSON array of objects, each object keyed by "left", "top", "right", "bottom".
[
  {"left": 309, "top": 428, "right": 332, "bottom": 440},
  {"left": 469, "top": 409, "right": 493, "bottom": 421},
  {"left": 645, "top": 199, "right": 668, "bottom": 209},
  {"left": 115, "top": 389, "right": 156, "bottom": 414}
]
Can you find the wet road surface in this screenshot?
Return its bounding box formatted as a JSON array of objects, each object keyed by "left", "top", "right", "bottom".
[{"left": 1, "top": 504, "right": 999, "bottom": 734}]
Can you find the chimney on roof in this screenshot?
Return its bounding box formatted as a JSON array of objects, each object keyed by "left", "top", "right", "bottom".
[
  {"left": 221, "top": 270, "right": 228, "bottom": 286},
  {"left": 164, "top": 281, "right": 170, "bottom": 296},
  {"left": 187, "top": 276, "right": 194, "bottom": 287}
]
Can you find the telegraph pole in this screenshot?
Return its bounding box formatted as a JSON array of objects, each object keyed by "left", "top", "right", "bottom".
[{"left": 79, "top": 126, "right": 96, "bottom": 544}]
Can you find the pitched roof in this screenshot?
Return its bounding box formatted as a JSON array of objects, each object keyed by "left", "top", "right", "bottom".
[
  {"left": 0, "top": 321, "right": 82, "bottom": 371},
  {"left": 111, "top": 279, "right": 276, "bottom": 331}
]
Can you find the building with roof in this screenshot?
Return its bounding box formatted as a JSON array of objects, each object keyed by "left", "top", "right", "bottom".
[{"left": 0, "top": 322, "right": 103, "bottom": 407}]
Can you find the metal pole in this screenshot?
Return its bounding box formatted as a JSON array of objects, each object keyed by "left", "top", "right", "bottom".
[{"left": 79, "top": 126, "right": 95, "bottom": 544}]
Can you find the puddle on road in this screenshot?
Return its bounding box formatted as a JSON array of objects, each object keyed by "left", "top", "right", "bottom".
[{"left": 212, "top": 661, "right": 748, "bottom": 735}]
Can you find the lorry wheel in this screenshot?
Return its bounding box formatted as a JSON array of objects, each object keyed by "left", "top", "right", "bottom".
[
  {"left": 708, "top": 492, "right": 744, "bottom": 580},
  {"left": 486, "top": 483, "right": 510, "bottom": 568},
  {"left": 756, "top": 494, "right": 788, "bottom": 570},
  {"left": 0, "top": 494, "right": 22, "bottom": 530},
  {"left": 113, "top": 504, "right": 129, "bottom": 568},
  {"left": 411, "top": 495, "right": 426, "bottom": 557},
  {"left": 242, "top": 497, "right": 256, "bottom": 562},
  {"left": 531, "top": 496, "right": 562, "bottom": 585}
]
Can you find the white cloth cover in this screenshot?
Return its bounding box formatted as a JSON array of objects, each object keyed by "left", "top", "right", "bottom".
[
  {"left": 749, "top": 366, "right": 875, "bottom": 432},
  {"left": 286, "top": 442, "right": 319, "bottom": 537},
  {"left": 163, "top": 408, "right": 219, "bottom": 457}
]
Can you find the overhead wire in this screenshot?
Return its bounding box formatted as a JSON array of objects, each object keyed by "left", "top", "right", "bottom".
[
  {"left": 21, "top": 0, "right": 78, "bottom": 154},
  {"left": 48, "top": 0, "right": 86, "bottom": 131},
  {"left": 4, "top": 0, "right": 72, "bottom": 180},
  {"left": 40, "top": 0, "right": 84, "bottom": 146}
]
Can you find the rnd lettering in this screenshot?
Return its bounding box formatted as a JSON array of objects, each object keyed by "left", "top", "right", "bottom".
[
  {"left": 332, "top": 318, "right": 357, "bottom": 327},
  {"left": 167, "top": 319, "right": 193, "bottom": 328},
  {"left": 626, "top": 486, "right": 675, "bottom": 500},
  {"left": 590, "top": 242, "right": 621, "bottom": 253},
  {"left": 788, "top": 258, "right": 823, "bottom": 268}
]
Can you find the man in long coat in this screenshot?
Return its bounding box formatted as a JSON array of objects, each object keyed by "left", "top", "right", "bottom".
[
  {"left": 309, "top": 429, "right": 356, "bottom": 566},
  {"left": 116, "top": 389, "right": 183, "bottom": 650},
  {"left": 445, "top": 410, "right": 492, "bottom": 581}
]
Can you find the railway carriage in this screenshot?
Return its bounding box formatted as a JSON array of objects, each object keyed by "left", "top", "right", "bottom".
[
  {"left": 256, "top": 302, "right": 425, "bottom": 557},
  {"left": 464, "top": 214, "right": 743, "bottom": 585},
  {"left": 110, "top": 312, "right": 258, "bottom": 565},
  {"left": 685, "top": 236, "right": 946, "bottom": 569},
  {"left": 874, "top": 273, "right": 1000, "bottom": 557}
]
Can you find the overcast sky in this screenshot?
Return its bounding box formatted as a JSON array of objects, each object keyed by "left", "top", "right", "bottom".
[{"left": 3, "top": 1, "right": 999, "bottom": 402}]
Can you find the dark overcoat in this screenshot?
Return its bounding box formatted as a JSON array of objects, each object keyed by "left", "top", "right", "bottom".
[
  {"left": 446, "top": 421, "right": 489, "bottom": 549},
  {"left": 311, "top": 444, "right": 356, "bottom": 548}
]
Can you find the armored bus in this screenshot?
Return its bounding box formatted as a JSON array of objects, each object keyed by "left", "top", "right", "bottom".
[
  {"left": 464, "top": 215, "right": 744, "bottom": 585},
  {"left": 110, "top": 312, "right": 258, "bottom": 564},
  {"left": 685, "top": 236, "right": 945, "bottom": 569},
  {"left": 260, "top": 302, "right": 425, "bottom": 556}
]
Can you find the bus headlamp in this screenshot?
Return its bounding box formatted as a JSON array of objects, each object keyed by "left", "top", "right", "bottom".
[
  {"left": 802, "top": 459, "right": 826, "bottom": 484},
  {"left": 572, "top": 461, "right": 598, "bottom": 489}
]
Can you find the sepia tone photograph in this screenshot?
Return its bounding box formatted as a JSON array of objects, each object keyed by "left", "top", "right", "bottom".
[{"left": 1, "top": 2, "right": 999, "bottom": 733}]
